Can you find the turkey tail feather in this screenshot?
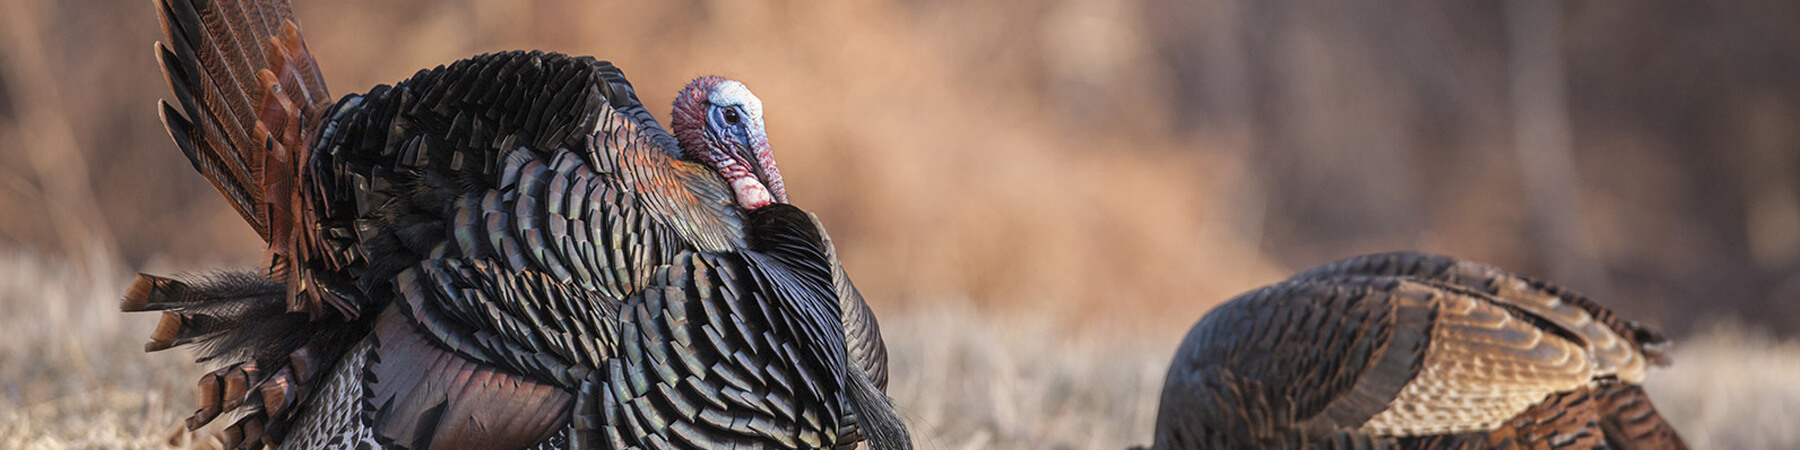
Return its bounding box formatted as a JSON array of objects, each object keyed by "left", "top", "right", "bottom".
[
  {"left": 121, "top": 271, "right": 365, "bottom": 447},
  {"left": 154, "top": 0, "right": 326, "bottom": 239},
  {"left": 155, "top": 0, "right": 345, "bottom": 318}
]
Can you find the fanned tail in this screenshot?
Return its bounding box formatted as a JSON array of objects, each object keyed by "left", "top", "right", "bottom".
[
  {"left": 142, "top": 2, "right": 356, "bottom": 444},
  {"left": 154, "top": 0, "right": 347, "bottom": 318},
  {"left": 121, "top": 272, "right": 367, "bottom": 449}
]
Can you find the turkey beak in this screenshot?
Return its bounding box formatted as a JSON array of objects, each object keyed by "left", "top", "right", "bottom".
[{"left": 744, "top": 125, "right": 787, "bottom": 204}]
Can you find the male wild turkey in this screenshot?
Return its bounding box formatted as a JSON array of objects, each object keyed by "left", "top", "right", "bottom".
[
  {"left": 1146, "top": 252, "right": 1686, "bottom": 449},
  {"left": 123, "top": 0, "right": 908, "bottom": 448}
]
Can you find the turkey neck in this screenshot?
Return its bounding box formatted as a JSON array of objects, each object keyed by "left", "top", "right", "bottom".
[{"left": 603, "top": 128, "right": 749, "bottom": 254}]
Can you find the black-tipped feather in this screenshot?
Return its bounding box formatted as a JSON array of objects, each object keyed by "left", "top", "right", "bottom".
[
  {"left": 156, "top": 0, "right": 267, "bottom": 236},
  {"left": 121, "top": 269, "right": 368, "bottom": 448}
]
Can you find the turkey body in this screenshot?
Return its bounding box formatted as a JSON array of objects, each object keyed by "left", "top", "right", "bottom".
[
  {"left": 125, "top": 0, "right": 905, "bottom": 448},
  {"left": 281, "top": 52, "right": 882, "bottom": 449},
  {"left": 1147, "top": 252, "right": 1686, "bottom": 450}
]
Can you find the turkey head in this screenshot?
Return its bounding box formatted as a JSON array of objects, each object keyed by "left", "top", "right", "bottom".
[{"left": 671, "top": 76, "right": 788, "bottom": 210}]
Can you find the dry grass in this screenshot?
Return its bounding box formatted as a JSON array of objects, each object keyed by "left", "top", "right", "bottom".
[
  {"left": 0, "top": 253, "right": 190, "bottom": 449},
  {"left": 1645, "top": 321, "right": 1800, "bottom": 449},
  {"left": 882, "top": 305, "right": 1169, "bottom": 450},
  {"left": 2, "top": 252, "right": 1797, "bottom": 450}
]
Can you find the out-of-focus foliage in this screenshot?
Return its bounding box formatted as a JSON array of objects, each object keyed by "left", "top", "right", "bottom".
[{"left": 1, "top": 0, "right": 1796, "bottom": 338}]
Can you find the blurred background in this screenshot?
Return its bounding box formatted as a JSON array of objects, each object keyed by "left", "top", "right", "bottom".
[{"left": 1, "top": 0, "right": 1797, "bottom": 448}]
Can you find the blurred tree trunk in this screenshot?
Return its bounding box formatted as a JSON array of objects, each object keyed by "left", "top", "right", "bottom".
[{"left": 1506, "top": 0, "right": 1610, "bottom": 297}]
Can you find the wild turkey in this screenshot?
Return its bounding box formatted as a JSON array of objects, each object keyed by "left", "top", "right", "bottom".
[
  {"left": 122, "top": 0, "right": 908, "bottom": 448},
  {"left": 1145, "top": 252, "right": 1687, "bottom": 449}
]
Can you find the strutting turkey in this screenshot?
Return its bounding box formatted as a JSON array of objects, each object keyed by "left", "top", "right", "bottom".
[
  {"left": 122, "top": 0, "right": 909, "bottom": 448},
  {"left": 1144, "top": 252, "right": 1687, "bottom": 449}
]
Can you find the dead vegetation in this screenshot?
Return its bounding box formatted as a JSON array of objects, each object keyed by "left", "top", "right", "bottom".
[{"left": 2, "top": 254, "right": 1797, "bottom": 449}]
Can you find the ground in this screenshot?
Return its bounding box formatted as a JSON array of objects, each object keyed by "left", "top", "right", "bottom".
[{"left": 2, "top": 253, "right": 1795, "bottom": 450}]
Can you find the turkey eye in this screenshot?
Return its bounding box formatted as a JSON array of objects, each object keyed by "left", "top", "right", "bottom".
[{"left": 722, "top": 108, "right": 741, "bottom": 126}]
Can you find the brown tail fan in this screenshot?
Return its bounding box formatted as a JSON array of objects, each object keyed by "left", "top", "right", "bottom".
[{"left": 154, "top": 0, "right": 345, "bottom": 318}]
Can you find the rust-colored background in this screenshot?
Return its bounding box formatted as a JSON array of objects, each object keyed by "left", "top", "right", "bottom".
[{"left": 6, "top": 0, "right": 1793, "bottom": 336}]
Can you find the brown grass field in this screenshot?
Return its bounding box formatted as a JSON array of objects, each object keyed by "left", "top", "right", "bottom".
[{"left": 3, "top": 253, "right": 1798, "bottom": 449}]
